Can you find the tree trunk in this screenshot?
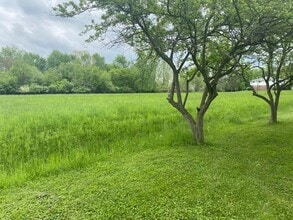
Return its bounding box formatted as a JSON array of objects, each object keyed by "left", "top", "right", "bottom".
[
  {"left": 252, "top": 88, "right": 281, "bottom": 124},
  {"left": 195, "top": 111, "right": 205, "bottom": 145},
  {"left": 270, "top": 103, "right": 278, "bottom": 124},
  {"left": 169, "top": 99, "right": 212, "bottom": 145},
  {"left": 182, "top": 113, "right": 198, "bottom": 144},
  {"left": 194, "top": 87, "right": 218, "bottom": 145},
  {"left": 181, "top": 110, "right": 205, "bottom": 145},
  {"left": 267, "top": 89, "right": 280, "bottom": 124}
]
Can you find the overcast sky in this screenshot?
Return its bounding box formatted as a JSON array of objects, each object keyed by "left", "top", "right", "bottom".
[{"left": 0, "top": 0, "right": 135, "bottom": 63}]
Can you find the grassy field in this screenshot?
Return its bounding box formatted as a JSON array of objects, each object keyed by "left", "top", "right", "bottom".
[{"left": 0, "top": 91, "right": 292, "bottom": 219}]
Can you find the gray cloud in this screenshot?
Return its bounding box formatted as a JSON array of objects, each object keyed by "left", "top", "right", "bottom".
[{"left": 0, "top": 0, "right": 135, "bottom": 62}]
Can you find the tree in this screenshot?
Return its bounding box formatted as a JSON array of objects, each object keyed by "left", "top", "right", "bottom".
[
  {"left": 84, "top": 66, "right": 114, "bottom": 93},
  {"left": 43, "top": 68, "right": 63, "bottom": 86},
  {"left": 47, "top": 50, "right": 75, "bottom": 69},
  {"left": 73, "top": 50, "right": 93, "bottom": 66},
  {"left": 0, "top": 71, "right": 18, "bottom": 94},
  {"left": 155, "top": 60, "right": 172, "bottom": 92},
  {"left": 217, "top": 73, "right": 245, "bottom": 92},
  {"left": 54, "top": 0, "right": 282, "bottom": 144},
  {"left": 44, "top": 58, "right": 114, "bottom": 93},
  {"left": 92, "top": 53, "right": 108, "bottom": 70},
  {"left": 110, "top": 67, "right": 136, "bottom": 92},
  {"left": 22, "top": 52, "right": 47, "bottom": 72},
  {"left": 109, "top": 55, "right": 136, "bottom": 92},
  {"left": 49, "top": 60, "right": 89, "bottom": 92},
  {"left": 132, "top": 51, "right": 158, "bottom": 92},
  {"left": 242, "top": 44, "right": 293, "bottom": 123},
  {"left": 0, "top": 46, "right": 23, "bottom": 71},
  {"left": 112, "top": 54, "right": 130, "bottom": 68},
  {"left": 241, "top": 1, "right": 293, "bottom": 123},
  {"left": 9, "top": 60, "right": 43, "bottom": 87},
  {"left": 0, "top": 47, "right": 48, "bottom": 93}
]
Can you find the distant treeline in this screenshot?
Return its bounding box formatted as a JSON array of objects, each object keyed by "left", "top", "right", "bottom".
[{"left": 0, "top": 46, "right": 252, "bottom": 94}]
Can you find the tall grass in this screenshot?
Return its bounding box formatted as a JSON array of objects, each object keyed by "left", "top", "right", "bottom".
[
  {"left": 0, "top": 91, "right": 292, "bottom": 219},
  {"left": 0, "top": 91, "right": 292, "bottom": 188},
  {"left": 0, "top": 94, "right": 183, "bottom": 187}
]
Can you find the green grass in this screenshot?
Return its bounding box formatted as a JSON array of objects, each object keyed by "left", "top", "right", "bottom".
[{"left": 0, "top": 91, "right": 292, "bottom": 219}]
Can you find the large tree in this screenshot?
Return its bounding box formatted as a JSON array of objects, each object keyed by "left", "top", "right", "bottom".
[{"left": 54, "top": 0, "right": 281, "bottom": 144}]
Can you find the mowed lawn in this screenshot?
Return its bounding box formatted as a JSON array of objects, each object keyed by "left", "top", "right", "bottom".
[{"left": 0, "top": 92, "right": 292, "bottom": 219}]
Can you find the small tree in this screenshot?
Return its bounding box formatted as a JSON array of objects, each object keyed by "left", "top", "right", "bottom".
[
  {"left": 242, "top": 43, "right": 293, "bottom": 123},
  {"left": 241, "top": 2, "right": 293, "bottom": 123}
]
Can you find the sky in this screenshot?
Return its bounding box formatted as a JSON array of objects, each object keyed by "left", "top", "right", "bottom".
[{"left": 0, "top": 0, "right": 135, "bottom": 63}]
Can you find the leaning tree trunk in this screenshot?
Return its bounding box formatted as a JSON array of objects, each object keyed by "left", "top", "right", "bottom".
[
  {"left": 267, "top": 88, "right": 281, "bottom": 124},
  {"left": 182, "top": 112, "right": 198, "bottom": 143},
  {"left": 176, "top": 107, "right": 207, "bottom": 145},
  {"left": 167, "top": 97, "right": 199, "bottom": 144},
  {"left": 251, "top": 87, "right": 281, "bottom": 124}
]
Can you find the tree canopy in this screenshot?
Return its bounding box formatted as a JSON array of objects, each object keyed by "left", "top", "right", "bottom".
[{"left": 0, "top": 46, "right": 162, "bottom": 94}]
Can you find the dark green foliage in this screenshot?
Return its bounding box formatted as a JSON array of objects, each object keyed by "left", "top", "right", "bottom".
[
  {"left": 0, "top": 46, "right": 161, "bottom": 94},
  {"left": 217, "top": 74, "right": 246, "bottom": 92},
  {"left": 110, "top": 68, "right": 136, "bottom": 92},
  {"left": 9, "top": 60, "right": 44, "bottom": 86},
  {"left": 0, "top": 71, "right": 18, "bottom": 94}
]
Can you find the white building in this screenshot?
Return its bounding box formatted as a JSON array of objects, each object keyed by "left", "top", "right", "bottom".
[
  {"left": 250, "top": 77, "right": 290, "bottom": 90},
  {"left": 250, "top": 78, "right": 274, "bottom": 90}
]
